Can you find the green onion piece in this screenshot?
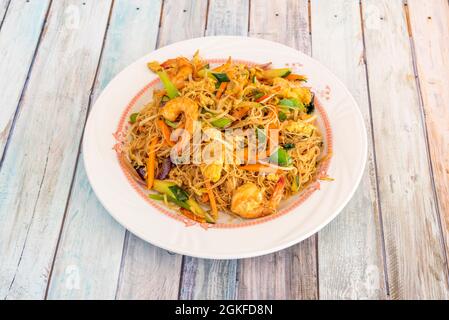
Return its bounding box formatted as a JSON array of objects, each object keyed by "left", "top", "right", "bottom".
[
  {"left": 211, "top": 117, "right": 233, "bottom": 128},
  {"left": 253, "top": 92, "right": 264, "bottom": 100},
  {"left": 269, "top": 147, "right": 292, "bottom": 167},
  {"left": 283, "top": 143, "right": 295, "bottom": 150},
  {"left": 168, "top": 185, "right": 189, "bottom": 201},
  {"left": 157, "top": 70, "right": 180, "bottom": 99},
  {"left": 279, "top": 98, "right": 299, "bottom": 107},
  {"left": 278, "top": 111, "right": 287, "bottom": 122},
  {"left": 148, "top": 193, "right": 191, "bottom": 210},
  {"left": 204, "top": 212, "right": 216, "bottom": 224},
  {"left": 164, "top": 119, "right": 178, "bottom": 128},
  {"left": 148, "top": 194, "right": 164, "bottom": 201},
  {"left": 161, "top": 95, "right": 170, "bottom": 102},
  {"left": 129, "top": 113, "right": 139, "bottom": 124},
  {"left": 291, "top": 176, "right": 300, "bottom": 193},
  {"left": 279, "top": 98, "right": 306, "bottom": 112},
  {"left": 212, "top": 72, "right": 230, "bottom": 82}
]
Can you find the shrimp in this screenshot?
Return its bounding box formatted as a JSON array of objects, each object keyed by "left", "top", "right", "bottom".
[
  {"left": 230, "top": 176, "right": 286, "bottom": 219},
  {"left": 161, "top": 57, "right": 193, "bottom": 87},
  {"left": 160, "top": 97, "right": 199, "bottom": 134}
]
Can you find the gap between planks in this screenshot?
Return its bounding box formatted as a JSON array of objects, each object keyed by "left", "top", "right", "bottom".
[
  {"left": 358, "top": 0, "right": 391, "bottom": 298},
  {"left": 403, "top": 0, "right": 449, "bottom": 281},
  {"left": 0, "top": 0, "right": 52, "bottom": 171}
]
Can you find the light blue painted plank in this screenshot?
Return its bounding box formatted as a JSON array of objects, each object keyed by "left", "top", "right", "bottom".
[
  {"left": 238, "top": 0, "right": 318, "bottom": 300},
  {"left": 46, "top": 0, "right": 163, "bottom": 300},
  {"left": 0, "top": 0, "right": 113, "bottom": 300},
  {"left": 114, "top": 0, "right": 209, "bottom": 299},
  {"left": 311, "top": 0, "right": 387, "bottom": 299},
  {"left": 0, "top": 0, "right": 50, "bottom": 163}
]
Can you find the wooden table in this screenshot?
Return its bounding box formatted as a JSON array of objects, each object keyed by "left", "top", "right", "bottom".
[{"left": 0, "top": 0, "right": 448, "bottom": 300}]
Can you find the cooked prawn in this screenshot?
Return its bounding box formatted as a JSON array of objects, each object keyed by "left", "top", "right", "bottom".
[
  {"left": 231, "top": 176, "right": 286, "bottom": 218},
  {"left": 161, "top": 57, "right": 193, "bottom": 87},
  {"left": 160, "top": 97, "right": 199, "bottom": 135}
]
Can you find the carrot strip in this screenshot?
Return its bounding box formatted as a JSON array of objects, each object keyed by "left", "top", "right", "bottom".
[
  {"left": 205, "top": 180, "right": 218, "bottom": 220},
  {"left": 146, "top": 137, "right": 158, "bottom": 189},
  {"left": 157, "top": 119, "right": 175, "bottom": 146},
  {"left": 216, "top": 81, "right": 228, "bottom": 99},
  {"left": 180, "top": 208, "right": 206, "bottom": 223},
  {"left": 255, "top": 94, "right": 271, "bottom": 103},
  {"left": 231, "top": 106, "right": 250, "bottom": 119},
  {"left": 201, "top": 193, "right": 210, "bottom": 203},
  {"left": 286, "top": 73, "right": 307, "bottom": 81}
]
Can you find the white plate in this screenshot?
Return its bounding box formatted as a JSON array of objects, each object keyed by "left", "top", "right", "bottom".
[{"left": 83, "top": 36, "right": 367, "bottom": 259}]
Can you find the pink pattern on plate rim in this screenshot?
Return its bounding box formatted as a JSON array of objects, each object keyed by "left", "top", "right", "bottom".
[{"left": 113, "top": 59, "right": 333, "bottom": 229}]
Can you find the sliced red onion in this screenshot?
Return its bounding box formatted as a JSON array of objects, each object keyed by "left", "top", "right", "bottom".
[
  {"left": 157, "top": 157, "right": 172, "bottom": 180},
  {"left": 135, "top": 166, "right": 146, "bottom": 181}
]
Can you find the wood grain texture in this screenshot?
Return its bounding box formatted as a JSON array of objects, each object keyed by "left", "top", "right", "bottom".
[
  {"left": 178, "top": 0, "right": 249, "bottom": 300},
  {"left": 311, "top": 0, "right": 387, "bottom": 299},
  {"left": 116, "top": 234, "right": 182, "bottom": 300},
  {"left": 0, "top": 0, "right": 112, "bottom": 300},
  {"left": 407, "top": 0, "right": 449, "bottom": 267},
  {"left": 238, "top": 0, "right": 318, "bottom": 300},
  {"left": 157, "top": 0, "right": 208, "bottom": 47},
  {"left": 0, "top": 0, "right": 50, "bottom": 164},
  {"left": 46, "top": 0, "right": 163, "bottom": 300},
  {"left": 205, "top": 0, "right": 249, "bottom": 36},
  {"left": 115, "top": 0, "right": 210, "bottom": 299},
  {"left": 362, "top": 0, "right": 449, "bottom": 299}
]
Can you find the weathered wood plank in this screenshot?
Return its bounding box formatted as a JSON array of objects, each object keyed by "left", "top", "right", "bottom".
[
  {"left": 0, "top": 0, "right": 50, "bottom": 164},
  {"left": 179, "top": 0, "right": 249, "bottom": 300},
  {"left": 407, "top": 0, "right": 449, "bottom": 269},
  {"left": 115, "top": 0, "right": 209, "bottom": 299},
  {"left": 157, "top": 0, "right": 208, "bottom": 47},
  {"left": 46, "top": 0, "right": 163, "bottom": 300},
  {"left": 361, "top": 0, "right": 449, "bottom": 299},
  {"left": 0, "top": 0, "right": 113, "bottom": 300},
  {"left": 238, "top": 0, "right": 318, "bottom": 300},
  {"left": 205, "top": 0, "right": 249, "bottom": 36},
  {"left": 115, "top": 235, "right": 182, "bottom": 300},
  {"left": 311, "top": 0, "right": 387, "bottom": 299}
]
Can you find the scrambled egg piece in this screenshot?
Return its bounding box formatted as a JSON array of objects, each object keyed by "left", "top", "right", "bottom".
[
  {"left": 284, "top": 120, "right": 315, "bottom": 137},
  {"left": 201, "top": 161, "right": 223, "bottom": 183},
  {"left": 266, "top": 173, "right": 279, "bottom": 181},
  {"left": 272, "top": 78, "right": 313, "bottom": 105}
]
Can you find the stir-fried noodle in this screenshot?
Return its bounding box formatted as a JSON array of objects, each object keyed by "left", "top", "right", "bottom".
[{"left": 123, "top": 52, "right": 329, "bottom": 223}]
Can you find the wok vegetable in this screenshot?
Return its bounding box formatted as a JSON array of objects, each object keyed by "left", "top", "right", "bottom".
[
  {"left": 156, "top": 70, "right": 180, "bottom": 99},
  {"left": 211, "top": 117, "right": 233, "bottom": 128},
  {"left": 156, "top": 157, "right": 172, "bottom": 180},
  {"left": 262, "top": 68, "right": 291, "bottom": 79},
  {"left": 278, "top": 111, "right": 287, "bottom": 122},
  {"left": 305, "top": 93, "right": 315, "bottom": 114},
  {"left": 269, "top": 147, "right": 292, "bottom": 167},
  {"left": 129, "top": 113, "right": 139, "bottom": 123},
  {"left": 212, "top": 72, "right": 230, "bottom": 83}
]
